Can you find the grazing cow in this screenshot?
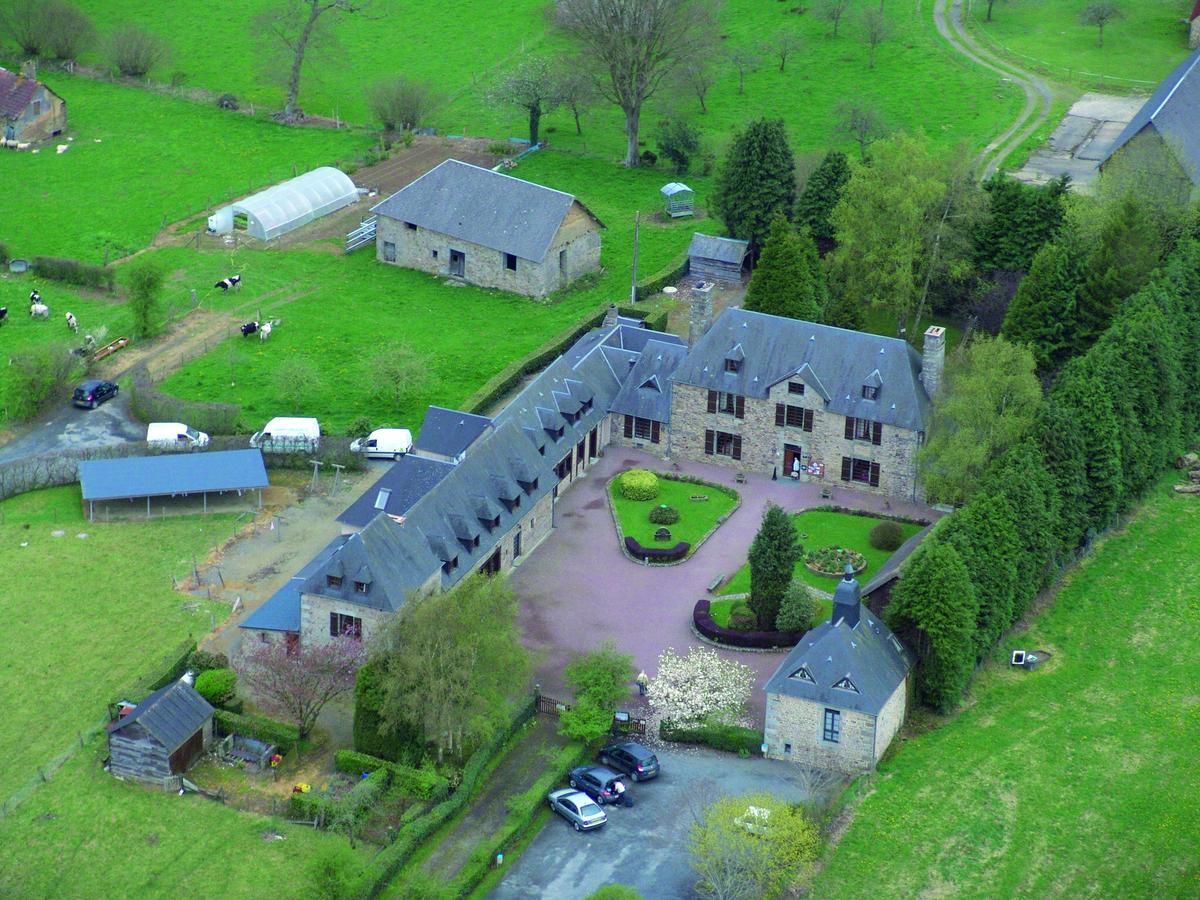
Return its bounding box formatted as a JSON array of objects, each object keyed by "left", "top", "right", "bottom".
[
  {"left": 29, "top": 290, "right": 40, "bottom": 305},
  {"left": 214, "top": 274, "right": 242, "bottom": 292},
  {"left": 0, "top": 307, "right": 7, "bottom": 326},
  {"left": 259, "top": 321, "right": 273, "bottom": 342},
  {"left": 240, "top": 321, "right": 259, "bottom": 337},
  {"left": 30, "top": 303, "right": 50, "bottom": 319},
  {"left": 65, "top": 312, "right": 78, "bottom": 333}
]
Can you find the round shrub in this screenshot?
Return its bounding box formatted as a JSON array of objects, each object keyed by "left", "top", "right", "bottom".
[
  {"left": 618, "top": 469, "right": 660, "bottom": 501},
  {"left": 776, "top": 581, "right": 816, "bottom": 633},
  {"left": 217, "top": 93, "right": 239, "bottom": 110},
  {"left": 869, "top": 520, "right": 904, "bottom": 551},
  {"left": 648, "top": 504, "right": 680, "bottom": 525},
  {"left": 195, "top": 668, "right": 238, "bottom": 706}
]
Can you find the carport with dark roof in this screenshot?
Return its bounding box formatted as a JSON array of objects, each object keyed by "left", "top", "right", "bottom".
[{"left": 78, "top": 449, "right": 269, "bottom": 521}]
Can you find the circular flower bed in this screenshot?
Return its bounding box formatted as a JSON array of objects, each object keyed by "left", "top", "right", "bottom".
[{"left": 804, "top": 546, "right": 867, "bottom": 577}]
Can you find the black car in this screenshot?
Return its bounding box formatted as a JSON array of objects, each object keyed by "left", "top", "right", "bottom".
[
  {"left": 599, "top": 741, "right": 660, "bottom": 782},
  {"left": 568, "top": 765, "right": 627, "bottom": 805},
  {"left": 72, "top": 379, "right": 118, "bottom": 409}
]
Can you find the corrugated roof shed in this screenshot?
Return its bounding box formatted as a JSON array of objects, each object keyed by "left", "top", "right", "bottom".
[
  {"left": 79, "top": 450, "right": 268, "bottom": 502},
  {"left": 109, "top": 682, "right": 214, "bottom": 753},
  {"left": 1104, "top": 46, "right": 1200, "bottom": 184},
  {"left": 412, "top": 406, "right": 493, "bottom": 458}
]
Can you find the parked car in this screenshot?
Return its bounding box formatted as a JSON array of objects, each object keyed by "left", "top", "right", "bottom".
[
  {"left": 568, "top": 765, "right": 627, "bottom": 805},
  {"left": 599, "top": 740, "right": 660, "bottom": 782},
  {"left": 147, "top": 421, "right": 210, "bottom": 451},
  {"left": 249, "top": 416, "right": 321, "bottom": 453},
  {"left": 72, "top": 379, "right": 118, "bottom": 409},
  {"left": 547, "top": 788, "right": 607, "bottom": 832},
  {"left": 350, "top": 428, "right": 412, "bottom": 460}
]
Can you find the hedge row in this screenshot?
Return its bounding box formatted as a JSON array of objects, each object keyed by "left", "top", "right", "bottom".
[
  {"left": 635, "top": 257, "right": 689, "bottom": 301},
  {"left": 287, "top": 767, "right": 392, "bottom": 824},
  {"left": 33, "top": 256, "right": 116, "bottom": 292},
  {"left": 693, "top": 599, "right": 805, "bottom": 650},
  {"left": 660, "top": 720, "right": 764, "bottom": 756},
  {"left": 624, "top": 535, "right": 690, "bottom": 562},
  {"left": 333, "top": 750, "right": 450, "bottom": 801},
  {"left": 128, "top": 365, "right": 241, "bottom": 436},
  {"left": 212, "top": 709, "right": 301, "bottom": 752}
]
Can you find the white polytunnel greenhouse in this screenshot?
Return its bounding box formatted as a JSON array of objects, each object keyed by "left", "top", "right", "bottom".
[{"left": 207, "top": 166, "right": 360, "bottom": 241}]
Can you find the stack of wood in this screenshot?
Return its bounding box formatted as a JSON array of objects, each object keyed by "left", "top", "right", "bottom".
[{"left": 1173, "top": 452, "right": 1200, "bottom": 493}]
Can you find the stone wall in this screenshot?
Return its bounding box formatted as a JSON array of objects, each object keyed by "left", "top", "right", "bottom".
[
  {"left": 605, "top": 412, "right": 670, "bottom": 454},
  {"left": 375, "top": 200, "right": 600, "bottom": 298},
  {"left": 299, "top": 586, "right": 425, "bottom": 648},
  {"left": 871, "top": 675, "right": 908, "bottom": 764},
  {"left": 668, "top": 382, "right": 923, "bottom": 499},
  {"left": 11, "top": 84, "right": 65, "bottom": 142},
  {"left": 763, "top": 693, "right": 878, "bottom": 775}
]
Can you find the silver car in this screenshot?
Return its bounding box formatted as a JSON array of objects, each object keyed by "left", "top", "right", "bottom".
[{"left": 547, "top": 788, "right": 608, "bottom": 831}]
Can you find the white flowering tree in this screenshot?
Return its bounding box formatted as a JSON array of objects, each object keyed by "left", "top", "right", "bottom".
[{"left": 647, "top": 647, "right": 755, "bottom": 727}]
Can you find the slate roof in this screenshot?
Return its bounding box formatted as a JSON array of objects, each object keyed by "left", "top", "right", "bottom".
[
  {"left": 241, "top": 537, "right": 344, "bottom": 632},
  {"left": 609, "top": 339, "right": 689, "bottom": 423},
  {"left": 1104, "top": 46, "right": 1200, "bottom": 184},
  {"left": 671, "top": 308, "right": 932, "bottom": 432},
  {"left": 862, "top": 524, "right": 933, "bottom": 597},
  {"left": 109, "top": 681, "right": 214, "bottom": 753},
  {"left": 336, "top": 454, "right": 454, "bottom": 529},
  {"left": 412, "top": 406, "right": 493, "bottom": 459},
  {"left": 764, "top": 587, "right": 913, "bottom": 717},
  {"left": 371, "top": 160, "right": 599, "bottom": 262},
  {"left": 79, "top": 450, "right": 269, "bottom": 502},
  {"left": 0, "top": 68, "right": 41, "bottom": 118},
  {"left": 688, "top": 233, "right": 750, "bottom": 265}
]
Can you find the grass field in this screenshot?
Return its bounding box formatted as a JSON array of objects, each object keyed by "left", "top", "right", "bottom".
[
  {"left": 966, "top": 0, "right": 1191, "bottom": 88},
  {"left": 721, "top": 509, "right": 923, "bottom": 596},
  {"left": 608, "top": 473, "right": 739, "bottom": 549},
  {"left": 814, "top": 477, "right": 1200, "bottom": 896},
  {"left": 708, "top": 595, "right": 832, "bottom": 628},
  {"left": 0, "top": 487, "right": 227, "bottom": 800},
  {"left": 0, "top": 71, "right": 368, "bottom": 262}
]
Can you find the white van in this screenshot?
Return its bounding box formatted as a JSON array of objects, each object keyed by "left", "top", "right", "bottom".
[
  {"left": 351, "top": 428, "right": 413, "bottom": 460},
  {"left": 249, "top": 416, "right": 321, "bottom": 453},
  {"left": 147, "top": 422, "right": 210, "bottom": 451}
]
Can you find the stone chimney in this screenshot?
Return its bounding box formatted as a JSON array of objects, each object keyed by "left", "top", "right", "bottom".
[
  {"left": 19, "top": 59, "right": 36, "bottom": 81},
  {"left": 922, "top": 325, "right": 946, "bottom": 399},
  {"left": 602, "top": 304, "right": 619, "bottom": 329},
  {"left": 831, "top": 563, "right": 862, "bottom": 629},
  {"left": 688, "top": 282, "right": 714, "bottom": 349}
]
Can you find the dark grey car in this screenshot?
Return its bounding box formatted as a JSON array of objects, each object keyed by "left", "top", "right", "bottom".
[
  {"left": 568, "top": 765, "right": 627, "bottom": 805},
  {"left": 547, "top": 788, "right": 607, "bottom": 831},
  {"left": 72, "top": 379, "right": 118, "bottom": 409},
  {"left": 599, "top": 741, "right": 660, "bottom": 782}
]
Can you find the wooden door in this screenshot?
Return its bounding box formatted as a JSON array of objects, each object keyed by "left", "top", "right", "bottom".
[
  {"left": 449, "top": 249, "right": 465, "bottom": 277},
  {"left": 784, "top": 444, "right": 803, "bottom": 477}
]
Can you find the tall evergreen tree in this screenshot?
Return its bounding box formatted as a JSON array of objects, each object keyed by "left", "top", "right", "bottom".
[
  {"left": 1075, "top": 195, "right": 1159, "bottom": 351},
  {"left": 825, "top": 288, "right": 867, "bottom": 331},
  {"left": 712, "top": 118, "right": 797, "bottom": 255},
  {"left": 744, "top": 216, "right": 826, "bottom": 322},
  {"left": 974, "top": 174, "right": 1069, "bottom": 272},
  {"left": 886, "top": 540, "right": 978, "bottom": 712},
  {"left": 747, "top": 503, "right": 801, "bottom": 629},
  {"left": 1001, "top": 237, "right": 1084, "bottom": 376},
  {"left": 941, "top": 492, "right": 1020, "bottom": 656},
  {"left": 795, "top": 149, "right": 850, "bottom": 250},
  {"left": 1050, "top": 361, "right": 1124, "bottom": 537},
  {"left": 1034, "top": 397, "right": 1090, "bottom": 555}
]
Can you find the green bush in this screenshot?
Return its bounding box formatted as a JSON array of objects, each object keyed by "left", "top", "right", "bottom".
[
  {"left": 660, "top": 720, "right": 763, "bottom": 755},
  {"left": 194, "top": 668, "right": 237, "bottom": 706},
  {"left": 2, "top": 342, "right": 85, "bottom": 423},
  {"left": 648, "top": 504, "right": 680, "bottom": 525},
  {"left": 618, "top": 469, "right": 660, "bottom": 501},
  {"left": 186, "top": 649, "right": 230, "bottom": 674},
  {"left": 728, "top": 603, "right": 757, "bottom": 631},
  {"left": 869, "top": 520, "right": 905, "bottom": 551},
  {"left": 776, "top": 581, "right": 816, "bottom": 633},
  {"left": 32, "top": 256, "right": 116, "bottom": 291},
  {"left": 587, "top": 887, "right": 644, "bottom": 900},
  {"left": 212, "top": 709, "right": 301, "bottom": 752},
  {"left": 333, "top": 750, "right": 450, "bottom": 800},
  {"left": 288, "top": 789, "right": 337, "bottom": 823},
  {"left": 353, "top": 660, "right": 423, "bottom": 763}
]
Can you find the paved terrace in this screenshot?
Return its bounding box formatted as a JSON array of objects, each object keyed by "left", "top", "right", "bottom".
[{"left": 511, "top": 449, "right": 942, "bottom": 719}]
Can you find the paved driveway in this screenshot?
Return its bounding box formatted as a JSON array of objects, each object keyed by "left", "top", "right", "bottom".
[
  {"left": 491, "top": 747, "right": 831, "bottom": 900},
  {"left": 0, "top": 390, "right": 143, "bottom": 464}
]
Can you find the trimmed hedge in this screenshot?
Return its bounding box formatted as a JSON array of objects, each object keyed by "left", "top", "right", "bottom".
[
  {"left": 333, "top": 750, "right": 450, "bottom": 801},
  {"left": 693, "top": 598, "right": 805, "bottom": 649},
  {"left": 33, "top": 255, "right": 116, "bottom": 292},
  {"left": 618, "top": 468, "right": 659, "bottom": 501},
  {"left": 128, "top": 364, "right": 241, "bottom": 435},
  {"left": 194, "top": 668, "right": 237, "bottom": 706},
  {"left": 186, "top": 649, "right": 230, "bottom": 674},
  {"left": 660, "top": 720, "right": 764, "bottom": 755},
  {"left": 625, "top": 535, "right": 690, "bottom": 562},
  {"left": 635, "top": 257, "right": 688, "bottom": 301},
  {"left": 212, "top": 709, "right": 301, "bottom": 752},
  {"left": 288, "top": 789, "right": 338, "bottom": 824}
]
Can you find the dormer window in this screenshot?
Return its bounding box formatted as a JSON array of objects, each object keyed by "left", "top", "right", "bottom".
[
  {"left": 404, "top": 221, "right": 417, "bottom": 231},
  {"left": 832, "top": 675, "right": 860, "bottom": 693},
  {"left": 502, "top": 495, "right": 521, "bottom": 513},
  {"left": 582, "top": 398, "right": 593, "bottom": 412},
  {"left": 354, "top": 581, "right": 369, "bottom": 594},
  {"left": 788, "top": 382, "right": 805, "bottom": 395},
  {"left": 862, "top": 384, "right": 879, "bottom": 400},
  {"left": 519, "top": 477, "right": 539, "bottom": 495},
  {"left": 326, "top": 575, "right": 343, "bottom": 589},
  {"left": 790, "top": 665, "right": 814, "bottom": 683},
  {"left": 724, "top": 358, "right": 740, "bottom": 374},
  {"left": 442, "top": 556, "right": 459, "bottom": 575}
]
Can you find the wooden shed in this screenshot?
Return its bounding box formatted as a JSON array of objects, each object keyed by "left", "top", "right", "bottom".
[
  {"left": 687, "top": 233, "right": 749, "bottom": 283},
  {"left": 107, "top": 681, "right": 214, "bottom": 783},
  {"left": 660, "top": 182, "right": 694, "bottom": 218}
]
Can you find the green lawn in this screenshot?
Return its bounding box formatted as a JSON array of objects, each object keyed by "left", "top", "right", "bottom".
[
  {"left": 0, "top": 71, "right": 368, "bottom": 262},
  {"left": 722, "top": 509, "right": 923, "bottom": 596},
  {"left": 709, "top": 595, "right": 832, "bottom": 629},
  {"left": 814, "top": 477, "right": 1200, "bottom": 896},
  {"left": 608, "top": 474, "right": 738, "bottom": 550},
  {"left": 966, "top": 0, "right": 1191, "bottom": 88},
  {"left": 0, "top": 487, "right": 227, "bottom": 799}
]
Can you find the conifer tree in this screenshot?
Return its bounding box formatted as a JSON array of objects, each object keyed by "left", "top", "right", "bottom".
[
  {"left": 1001, "top": 238, "right": 1084, "bottom": 376},
  {"left": 1034, "top": 397, "right": 1090, "bottom": 555},
  {"left": 974, "top": 174, "right": 1068, "bottom": 272},
  {"left": 1075, "top": 196, "right": 1159, "bottom": 351},
  {"left": 1051, "top": 361, "right": 1124, "bottom": 536},
  {"left": 747, "top": 503, "right": 800, "bottom": 630},
  {"left": 941, "top": 492, "right": 1019, "bottom": 656},
  {"left": 825, "top": 288, "right": 867, "bottom": 332},
  {"left": 795, "top": 149, "right": 850, "bottom": 249},
  {"left": 744, "top": 216, "right": 826, "bottom": 322},
  {"left": 712, "top": 118, "right": 796, "bottom": 254}
]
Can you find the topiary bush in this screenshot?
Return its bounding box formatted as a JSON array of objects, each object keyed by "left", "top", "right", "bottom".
[
  {"left": 618, "top": 469, "right": 660, "bottom": 501},
  {"left": 648, "top": 504, "right": 680, "bottom": 525},
  {"left": 194, "top": 668, "right": 237, "bottom": 706},
  {"left": 869, "top": 520, "right": 905, "bottom": 551}
]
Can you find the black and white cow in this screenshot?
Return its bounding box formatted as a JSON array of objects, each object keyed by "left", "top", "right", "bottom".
[
  {"left": 0, "top": 307, "right": 7, "bottom": 326},
  {"left": 29, "top": 290, "right": 40, "bottom": 305},
  {"left": 240, "top": 321, "right": 259, "bottom": 337},
  {"left": 65, "top": 312, "right": 78, "bottom": 333},
  {"left": 214, "top": 274, "right": 242, "bottom": 292}
]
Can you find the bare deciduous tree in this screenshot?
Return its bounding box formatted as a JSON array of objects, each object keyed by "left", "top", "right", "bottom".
[
  {"left": 487, "top": 57, "right": 562, "bottom": 146},
  {"left": 367, "top": 76, "right": 437, "bottom": 131},
  {"left": 368, "top": 341, "right": 430, "bottom": 412},
  {"left": 556, "top": 0, "right": 718, "bottom": 167},
  {"left": 555, "top": 61, "right": 596, "bottom": 134},
  {"left": 817, "top": 0, "right": 852, "bottom": 37},
  {"left": 1079, "top": 2, "right": 1123, "bottom": 48},
  {"left": 728, "top": 46, "right": 761, "bottom": 95},
  {"left": 860, "top": 7, "right": 892, "bottom": 69},
  {"left": 769, "top": 30, "right": 802, "bottom": 72},
  {"left": 835, "top": 100, "right": 886, "bottom": 159},
  {"left": 675, "top": 58, "right": 717, "bottom": 114},
  {"left": 0, "top": 0, "right": 51, "bottom": 56},
  {"left": 45, "top": 0, "right": 95, "bottom": 62},
  {"left": 108, "top": 25, "right": 167, "bottom": 78},
  {"left": 240, "top": 635, "right": 366, "bottom": 737}
]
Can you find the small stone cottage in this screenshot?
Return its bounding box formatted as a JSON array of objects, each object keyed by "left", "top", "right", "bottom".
[
  {"left": 763, "top": 568, "right": 913, "bottom": 775},
  {"left": 107, "top": 681, "right": 214, "bottom": 783},
  {"left": 371, "top": 159, "right": 603, "bottom": 297},
  {"left": 0, "top": 63, "right": 66, "bottom": 143}
]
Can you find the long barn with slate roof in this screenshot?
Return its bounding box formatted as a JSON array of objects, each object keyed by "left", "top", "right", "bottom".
[{"left": 371, "top": 159, "right": 603, "bottom": 297}]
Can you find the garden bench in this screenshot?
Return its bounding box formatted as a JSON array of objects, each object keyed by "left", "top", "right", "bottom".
[
  {"left": 690, "top": 494, "right": 709, "bottom": 502},
  {"left": 820, "top": 486, "right": 833, "bottom": 500},
  {"left": 707, "top": 574, "right": 725, "bottom": 593},
  {"left": 735, "top": 472, "right": 747, "bottom": 484}
]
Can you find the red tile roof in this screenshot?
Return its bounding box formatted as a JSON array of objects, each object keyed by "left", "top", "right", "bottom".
[{"left": 0, "top": 68, "right": 39, "bottom": 118}]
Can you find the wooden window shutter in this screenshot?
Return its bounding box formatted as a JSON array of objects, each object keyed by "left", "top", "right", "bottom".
[
  {"left": 804, "top": 409, "right": 814, "bottom": 432},
  {"left": 732, "top": 434, "right": 743, "bottom": 460},
  {"left": 735, "top": 395, "right": 745, "bottom": 419},
  {"left": 775, "top": 404, "right": 785, "bottom": 427},
  {"left": 844, "top": 417, "right": 855, "bottom": 440},
  {"left": 705, "top": 429, "right": 715, "bottom": 455},
  {"left": 623, "top": 416, "right": 633, "bottom": 439},
  {"left": 707, "top": 390, "right": 718, "bottom": 414},
  {"left": 872, "top": 421, "right": 883, "bottom": 446},
  {"left": 329, "top": 612, "right": 338, "bottom": 636},
  {"left": 869, "top": 462, "right": 881, "bottom": 487},
  {"left": 651, "top": 421, "right": 661, "bottom": 444},
  {"left": 840, "top": 457, "right": 852, "bottom": 481}
]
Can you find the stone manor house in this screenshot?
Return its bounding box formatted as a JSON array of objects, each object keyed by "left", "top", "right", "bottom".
[{"left": 241, "top": 299, "right": 944, "bottom": 650}]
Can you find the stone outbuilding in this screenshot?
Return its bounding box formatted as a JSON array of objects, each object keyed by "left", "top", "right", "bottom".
[
  {"left": 0, "top": 63, "right": 66, "bottom": 143},
  {"left": 371, "top": 159, "right": 603, "bottom": 297},
  {"left": 763, "top": 567, "right": 913, "bottom": 776},
  {"left": 107, "top": 681, "right": 214, "bottom": 784}
]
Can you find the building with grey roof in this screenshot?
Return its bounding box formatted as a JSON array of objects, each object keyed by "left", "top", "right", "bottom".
[
  {"left": 371, "top": 159, "right": 603, "bottom": 297},
  {"left": 412, "top": 406, "right": 493, "bottom": 462},
  {"left": 763, "top": 568, "right": 913, "bottom": 775},
  {"left": 687, "top": 233, "right": 749, "bottom": 283},
  {"left": 336, "top": 454, "right": 455, "bottom": 532},
  {"left": 107, "top": 681, "right": 214, "bottom": 783},
  {"left": 0, "top": 63, "right": 65, "bottom": 143},
  {"left": 79, "top": 449, "right": 268, "bottom": 519}
]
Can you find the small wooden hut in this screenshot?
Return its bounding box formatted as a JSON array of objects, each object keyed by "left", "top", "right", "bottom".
[
  {"left": 660, "top": 182, "right": 694, "bottom": 218},
  {"left": 107, "top": 681, "right": 214, "bottom": 784},
  {"left": 687, "top": 233, "right": 749, "bottom": 283}
]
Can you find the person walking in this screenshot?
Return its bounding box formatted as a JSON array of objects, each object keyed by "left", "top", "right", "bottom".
[{"left": 636, "top": 671, "right": 649, "bottom": 696}]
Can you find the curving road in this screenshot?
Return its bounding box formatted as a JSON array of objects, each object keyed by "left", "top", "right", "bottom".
[{"left": 934, "top": 0, "right": 1054, "bottom": 179}]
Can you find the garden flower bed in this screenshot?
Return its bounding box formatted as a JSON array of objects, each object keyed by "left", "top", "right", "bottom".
[
  {"left": 608, "top": 471, "right": 739, "bottom": 563},
  {"left": 804, "top": 546, "right": 868, "bottom": 577}
]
